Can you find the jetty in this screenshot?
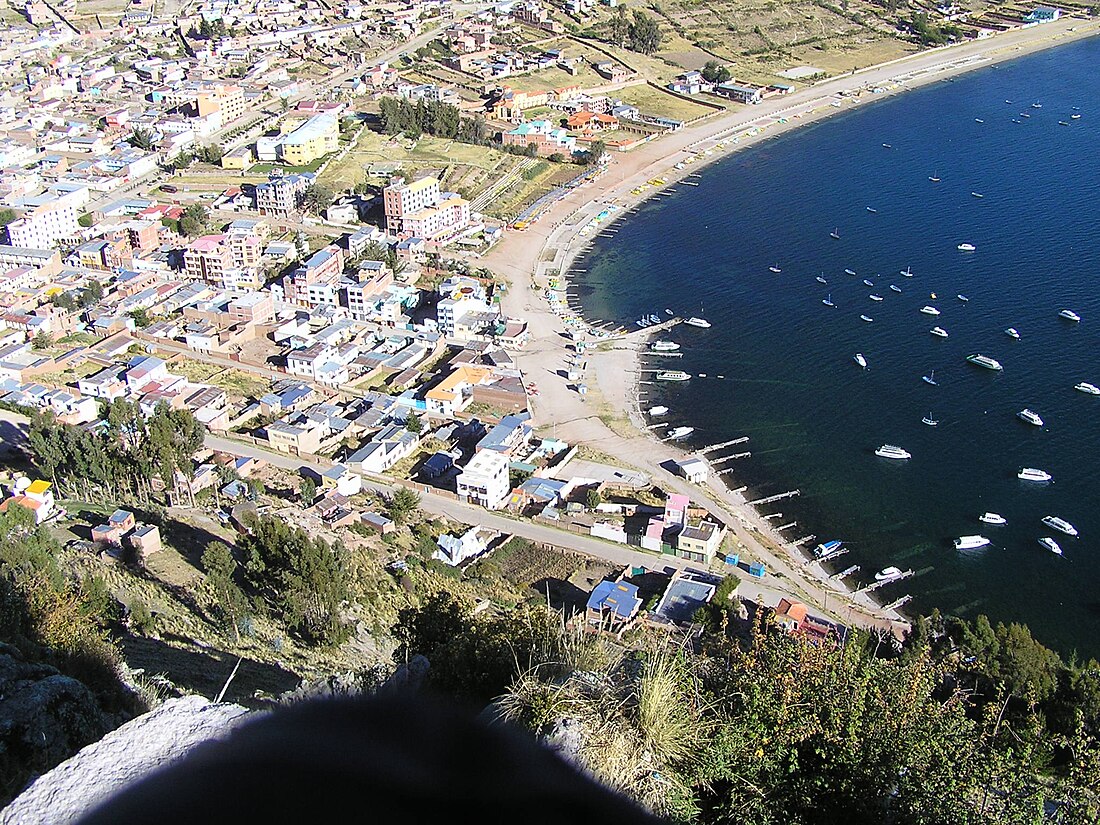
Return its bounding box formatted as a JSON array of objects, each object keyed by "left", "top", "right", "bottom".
[
  {"left": 816, "top": 546, "right": 848, "bottom": 564},
  {"left": 702, "top": 437, "right": 749, "bottom": 452},
  {"left": 883, "top": 594, "right": 913, "bottom": 612},
  {"left": 831, "top": 564, "right": 860, "bottom": 580},
  {"left": 792, "top": 535, "right": 816, "bottom": 546},
  {"left": 748, "top": 489, "right": 800, "bottom": 506},
  {"left": 776, "top": 522, "right": 798, "bottom": 532},
  {"left": 710, "top": 451, "right": 749, "bottom": 464},
  {"left": 856, "top": 569, "right": 913, "bottom": 594}
]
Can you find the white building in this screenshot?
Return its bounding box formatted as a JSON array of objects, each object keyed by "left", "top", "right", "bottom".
[
  {"left": 434, "top": 525, "right": 494, "bottom": 566},
  {"left": 456, "top": 449, "right": 510, "bottom": 509},
  {"left": 6, "top": 191, "right": 81, "bottom": 249}
]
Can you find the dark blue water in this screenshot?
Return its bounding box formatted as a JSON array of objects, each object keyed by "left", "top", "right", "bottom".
[{"left": 572, "top": 37, "right": 1100, "bottom": 656}]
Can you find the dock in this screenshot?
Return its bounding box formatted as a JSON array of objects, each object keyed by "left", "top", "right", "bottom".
[
  {"left": 748, "top": 489, "right": 800, "bottom": 506},
  {"left": 831, "top": 564, "right": 860, "bottom": 580},
  {"left": 701, "top": 437, "right": 749, "bottom": 452},
  {"left": 883, "top": 594, "right": 912, "bottom": 612},
  {"left": 776, "top": 522, "right": 797, "bottom": 532},
  {"left": 792, "top": 535, "right": 816, "bottom": 546},
  {"left": 856, "top": 569, "right": 913, "bottom": 594},
  {"left": 815, "top": 547, "right": 848, "bottom": 564},
  {"left": 710, "top": 451, "right": 749, "bottom": 464}
]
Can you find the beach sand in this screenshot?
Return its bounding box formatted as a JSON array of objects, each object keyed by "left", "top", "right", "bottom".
[{"left": 482, "top": 18, "right": 1100, "bottom": 633}]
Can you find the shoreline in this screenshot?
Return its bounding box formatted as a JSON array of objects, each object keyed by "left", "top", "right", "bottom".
[{"left": 483, "top": 18, "right": 1100, "bottom": 634}]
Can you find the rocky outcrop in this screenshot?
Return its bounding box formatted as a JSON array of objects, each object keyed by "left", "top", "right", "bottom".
[
  {"left": 0, "top": 647, "right": 110, "bottom": 811},
  {"left": 2, "top": 695, "right": 252, "bottom": 825}
]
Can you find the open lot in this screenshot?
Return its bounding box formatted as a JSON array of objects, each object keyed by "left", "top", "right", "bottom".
[{"left": 614, "top": 82, "right": 722, "bottom": 122}]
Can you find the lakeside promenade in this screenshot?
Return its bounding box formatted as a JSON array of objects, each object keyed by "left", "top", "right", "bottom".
[{"left": 484, "top": 17, "right": 1100, "bottom": 631}]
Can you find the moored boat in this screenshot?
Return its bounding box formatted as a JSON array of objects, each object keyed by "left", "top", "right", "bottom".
[
  {"left": 1018, "top": 467, "right": 1052, "bottom": 482},
  {"left": 875, "top": 566, "right": 903, "bottom": 581},
  {"left": 1042, "top": 515, "right": 1078, "bottom": 537},
  {"left": 1017, "top": 408, "right": 1044, "bottom": 427},
  {"left": 958, "top": 243, "right": 976, "bottom": 251},
  {"left": 890, "top": 284, "right": 902, "bottom": 293},
  {"left": 869, "top": 294, "right": 883, "bottom": 301},
  {"left": 647, "top": 405, "right": 669, "bottom": 416},
  {"left": 814, "top": 540, "right": 843, "bottom": 558},
  {"left": 1038, "top": 537, "right": 1062, "bottom": 556},
  {"left": 957, "top": 294, "right": 969, "bottom": 302},
  {"left": 769, "top": 265, "right": 782, "bottom": 273},
  {"left": 979, "top": 512, "right": 1007, "bottom": 526},
  {"left": 1059, "top": 309, "right": 1081, "bottom": 322},
  {"left": 854, "top": 353, "right": 868, "bottom": 369},
  {"left": 656, "top": 370, "right": 691, "bottom": 382},
  {"left": 822, "top": 294, "right": 836, "bottom": 307},
  {"left": 863, "top": 279, "right": 874, "bottom": 287},
  {"left": 684, "top": 317, "right": 711, "bottom": 328},
  {"left": 930, "top": 327, "right": 948, "bottom": 338},
  {"left": 921, "top": 306, "right": 941, "bottom": 316},
  {"left": 651, "top": 340, "right": 680, "bottom": 351},
  {"left": 900, "top": 266, "right": 913, "bottom": 277},
  {"left": 816, "top": 275, "right": 828, "bottom": 284},
  {"left": 875, "top": 444, "right": 911, "bottom": 460},
  {"left": 966, "top": 353, "right": 1003, "bottom": 371},
  {"left": 1075, "top": 381, "right": 1100, "bottom": 395},
  {"left": 1005, "top": 327, "right": 1021, "bottom": 340},
  {"left": 667, "top": 426, "right": 694, "bottom": 440},
  {"left": 860, "top": 314, "right": 874, "bottom": 323},
  {"left": 955, "top": 535, "right": 991, "bottom": 550},
  {"left": 922, "top": 412, "right": 938, "bottom": 426},
  {"left": 922, "top": 370, "right": 938, "bottom": 385},
  {"left": 844, "top": 268, "right": 856, "bottom": 275}
]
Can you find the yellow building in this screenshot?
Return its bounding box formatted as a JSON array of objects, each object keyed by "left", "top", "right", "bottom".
[
  {"left": 221, "top": 145, "right": 255, "bottom": 170},
  {"left": 280, "top": 114, "right": 339, "bottom": 166}
]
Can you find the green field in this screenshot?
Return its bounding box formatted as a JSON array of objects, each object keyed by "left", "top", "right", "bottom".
[{"left": 614, "top": 82, "right": 722, "bottom": 122}]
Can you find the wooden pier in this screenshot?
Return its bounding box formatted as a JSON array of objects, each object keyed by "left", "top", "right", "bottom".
[
  {"left": 856, "top": 569, "right": 913, "bottom": 594},
  {"left": 815, "top": 547, "right": 848, "bottom": 564},
  {"left": 748, "top": 489, "right": 800, "bottom": 506},
  {"left": 776, "top": 522, "right": 797, "bottom": 531},
  {"left": 831, "top": 564, "right": 860, "bottom": 580},
  {"left": 701, "top": 437, "right": 749, "bottom": 452},
  {"left": 883, "top": 594, "right": 912, "bottom": 612},
  {"left": 792, "top": 535, "right": 816, "bottom": 546},
  {"left": 710, "top": 451, "right": 749, "bottom": 464}
]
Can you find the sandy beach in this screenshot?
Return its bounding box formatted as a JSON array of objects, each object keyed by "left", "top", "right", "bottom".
[{"left": 482, "top": 17, "right": 1100, "bottom": 633}]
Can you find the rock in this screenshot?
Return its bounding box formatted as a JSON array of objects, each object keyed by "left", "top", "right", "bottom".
[{"left": 2, "top": 695, "right": 252, "bottom": 825}]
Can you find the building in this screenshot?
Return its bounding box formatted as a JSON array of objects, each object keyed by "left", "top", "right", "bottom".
[
  {"left": 586, "top": 578, "right": 642, "bottom": 632},
  {"left": 434, "top": 525, "right": 494, "bottom": 566},
  {"left": 256, "top": 114, "right": 339, "bottom": 166},
  {"left": 425, "top": 365, "right": 493, "bottom": 417},
  {"left": 6, "top": 192, "right": 81, "bottom": 250},
  {"left": 285, "top": 244, "right": 344, "bottom": 306},
  {"left": 0, "top": 478, "right": 55, "bottom": 524},
  {"left": 502, "top": 120, "right": 577, "bottom": 157},
  {"left": 675, "top": 457, "right": 709, "bottom": 484},
  {"left": 197, "top": 83, "right": 246, "bottom": 124},
  {"left": 1024, "top": 6, "right": 1060, "bottom": 22},
  {"left": 0, "top": 245, "right": 61, "bottom": 277},
  {"left": 653, "top": 569, "right": 716, "bottom": 625},
  {"left": 254, "top": 173, "right": 315, "bottom": 218},
  {"left": 183, "top": 235, "right": 232, "bottom": 284},
  {"left": 128, "top": 524, "right": 162, "bottom": 559},
  {"left": 456, "top": 449, "right": 510, "bottom": 509},
  {"left": 676, "top": 520, "right": 724, "bottom": 563},
  {"left": 382, "top": 176, "right": 470, "bottom": 242},
  {"left": 714, "top": 82, "right": 763, "bottom": 105}
]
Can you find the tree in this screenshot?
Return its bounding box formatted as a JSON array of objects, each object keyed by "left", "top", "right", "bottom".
[
  {"left": 701, "top": 60, "right": 731, "bottom": 84},
  {"left": 201, "top": 541, "right": 247, "bottom": 643},
  {"left": 585, "top": 488, "right": 603, "bottom": 509},
  {"left": 585, "top": 139, "right": 607, "bottom": 166},
  {"left": 388, "top": 487, "right": 421, "bottom": 524},
  {"left": 128, "top": 127, "right": 156, "bottom": 151},
  {"left": 0, "top": 208, "right": 15, "bottom": 227},
  {"left": 626, "top": 11, "right": 663, "bottom": 55},
  {"left": 31, "top": 330, "right": 52, "bottom": 350},
  {"left": 301, "top": 183, "right": 335, "bottom": 215},
  {"left": 179, "top": 203, "right": 208, "bottom": 237},
  {"left": 299, "top": 477, "right": 317, "bottom": 506},
  {"left": 524, "top": 142, "right": 539, "bottom": 158},
  {"left": 79, "top": 279, "right": 104, "bottom": 307},
  {"left": 127, "top": 308, "right": 152, "bottom": 328},
  {"left": 195, "top": 144, "right": 224, "bottom": 164},
  {"left": 405, "top": 412, "right": 423, "bottom": 435}
]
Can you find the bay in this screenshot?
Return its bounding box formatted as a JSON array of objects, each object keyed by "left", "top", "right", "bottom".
[{"left": 572, "top": 36, "right": 1100, "bottom": 656}]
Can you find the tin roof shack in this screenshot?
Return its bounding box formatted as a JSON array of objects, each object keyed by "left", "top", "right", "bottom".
[
  {"left": 128, "top": 524, "right": 162, "bottom": 560},
  {"left": 585, "top": 577, "right": 642, "bottom": 634},
  {"left": 651, "top": 569, "right": 717, "bottom": 627}
]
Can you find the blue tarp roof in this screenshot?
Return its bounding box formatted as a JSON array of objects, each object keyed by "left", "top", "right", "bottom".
[{"left": 586, "top": 580, "right": 641, "bottom": 620}]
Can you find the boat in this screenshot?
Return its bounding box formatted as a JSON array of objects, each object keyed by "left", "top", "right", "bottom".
[
  {"left": 1021, "top": 112, "right": 1031, "bottom": 118},
  {"left": 1032, "top": 102, "right": 1042, "bottom": 109},
  {"left": 1005, "top": 328, "right": 1021, "bottom": 340},
  {"left": 1017, "top": 408, "right": 1044, "bottom": 427},
  {"left": 863, "top": 279, "right": 874, "bottom": 287},
  {"left": 651, "top": 341, "right": 680, "bottom": 352},
  {"left": 814, "top": 540, "right": 843, "bottom": 558},
  {"left": 1072, "top": 113, "right": 1082, "bottom": 119},
  {"left": 829, "top": 228, "right": 840, "bottom": 240},
  {"left": 860, "top": 314, "right": 874, "bottom": 323},
  {"left": 822, "top": 294, "right": 836, "bottom": 307},
  {"left": 971, "top": 192, "right": 984, "bottom": 198},
  {"left": 1074, "top": 381, "right": 1100, "bottom": 395},
  {"left": 922, "top": 370, "right": 938, "bottom": 385},
  {"left": 890, "top": 284, "right": 902, "bottom": 293},
  {"left": 974, "top": 118, "right": 984, "bottom": 124},
  {"left": 1059, "top": 309, "right": 1081, "bottom": 322},
  {"left": 882, "top": 143, "right": 892, "bottom": 148},
  {"left": 922, "top": 413, "right": 938, "bottom": 426},
  {"left": 664, "top": 308, "right": 673, "bottom": 316},
  {"left": 1039, "top": 537, "right": 1063, "bottom": 555},
  {"left": 921, "top": 306, "right": 941, "bottom": 316},
  {"left": 930, "top": 327, "right": 948, "bottom": 338},
  {"left": 866, "top": 207, "right": 878, "bottom": 213},
  {"left": 769, "top": 265, "right": 782, "bottom": 273},
  {"left": 647, "top": 405, "right": 669, "bottom": 416},
  {"left": 900, "top": 266, "right": 913, "bottom": 277},
  {"left": 955, "top": 535, "right": 991, "bottom": 550},
  {"left": 966, "top": 353, "right": 1003, "bottom": 371},
  {"left": 957, "top": 294, "right": 969, "bottom": 302},
  {"left": 929, "top": 172, "right": 941, "bottom": 182},
  {"left": 684, "top": 317, "right": 711, "bottom": 328},
  {"left": 1042, "top": 515, "right": 1078, "bottom": 537},
  {"left": 958, "top": 243, "right": 976, "bottom": 251},
  {"left": 816, "top": 275, "right": 828, "bottom": 284},
  {"left": 844, "top": 268, "right": 856, "bottom": 276},
  {"left": 1018, "top": 467, "right": 1052, "bottom": 482},
  {"left": 1012, "top": 119, "right": 1022, "bottom": 124},
  {"left": 636, "top": 319, "right": 649, "bottom": 328},
  {"left": 875, "top": 444, "right": 911, "bottom": 460},
  {"left": 854, "top": 353, "right": 868, "bottom": 369},
  {"left": 667, "top": 426, "right": 694, "bottom": 440},
  {"left": 980, "top": 512, "right": 1007, "bottom": 525},
  {"left": 656, "top": 370, "right": 691, "bottom": 382},
  {"left": 869, "top": 294, "right": 883, "bottom": 302},
  {"left": 648, "top": 314, "right": 660, "bottom": 324},
  {"left": 875, "top": 566, "right": 903, "bottom": 581}
]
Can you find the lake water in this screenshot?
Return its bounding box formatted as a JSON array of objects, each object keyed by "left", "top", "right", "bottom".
[{"left": 571, "top": 36, "right": 1100, "bottom": 656}]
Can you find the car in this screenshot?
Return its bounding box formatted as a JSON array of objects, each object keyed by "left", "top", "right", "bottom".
[{"left": 214, "top": 509, "right": 231, "bottom": 524}]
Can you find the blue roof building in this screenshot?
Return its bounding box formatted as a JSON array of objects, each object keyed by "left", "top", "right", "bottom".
[{"left": 586, "top": 579, "right": 642, "bottom": 630}]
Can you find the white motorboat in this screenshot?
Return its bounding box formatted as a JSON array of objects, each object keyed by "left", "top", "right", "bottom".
[
  {"left": 975, "top": 118, "right": 984, "bottom": 123},
  {"left": 1075, "top": 381, "right": 1100, "bottom": 395},
  {"left": 930, "top": 327, "right": 948, "bottom": 338},
  {"left": 1042, "top": 516, "right": 1078, "bottom": 537},
  {"left": 1038, "top": 537, "right": 1063, "bottom": 556},
  {"left": 1017, "top": 408, "right": 1044, "bottom": 427},
  {"left": 844, "top": 268, "right": 857, "bottom": 276},
  {"left": 957, "top": 294, "right": 969, "bottom": 302},
  {"left": 1018, "top": 467, "right": 1052, "bottom": 482},
  {"left": 664, "top": 308, "right": 674, "bottom": 316},
  {"left": 1072, "top": 113, "right": 1082, "bottom": 119},
  {"left": 647, "top": 405, "right": 669, "bottom": 416},
  {"left": 684, "top": 317, "right": 711, "bottom": 328},
  {"left": 921, "top": 306, "right": 941, "bottom": 316},
  {"left": 1059, "top": 309, "right": 1081, "bottom": 322},
  {"left": 958, "top": 243, "right": 976, "bottom": 252},
  {"left": 980, "top": 512, "right": 1007, "bottom": 526},
  {"left": 1005, "top": 328, "right": 1021, "bottom": 340},
  {"left": 966, "top": 353, "right": 1003, "bottom": 371},
  {"left": 875, "top": 444, "right": 911, "bottom": 460},
  {"left": 769, "top": 265, "right": 782, "bottom": 273},
  {"left": 863, "top": 279, "right": 874, "bottom": 287},
  {"left": 860, "top": 314, "right": 874, "bottom": 322},
  {"left": 867, "top": 206, "right": 878, "bottom": 213},
  {"left": 854, "top": 353, "right": 868, "bottom": 369},
  {"left": 651, "top": 341, "right": 680, "bottom": 351},
  {"left": 869, "top": 294, "right": 883, "bottom": 302},
  {"left": 955, "top": 535, "right": 991, "bottom": 550},
  {"left": 667, "top": 426, "right": 694, "bottom": 440},
  {"left": 971, "top": 192, "right": 984, "bottom": 198},
  {"left": 875, "top": 566, "right": 903, "bottom": 581},
  {"left": 656, "top": 370, "right": 691, "bottom": 381},
  {"left": 890, "top": 285, "right": 902, "bottom": 293}
]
